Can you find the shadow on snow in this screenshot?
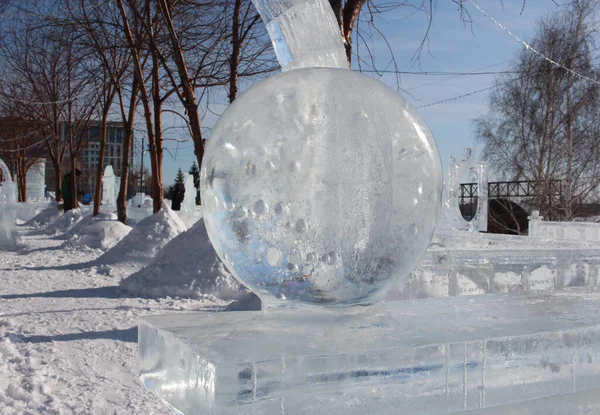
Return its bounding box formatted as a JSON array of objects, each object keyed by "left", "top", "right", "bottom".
[
  {"left": 7, "top": 326, "right": 138, "bottom": 343},
  {"left": 0, "top": 286, "right": 123, "bottom": 300}
]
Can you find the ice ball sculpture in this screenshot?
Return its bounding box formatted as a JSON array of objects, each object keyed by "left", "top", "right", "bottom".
[{"left": 200, "top": 67, "right": 442, "bottom": 307}]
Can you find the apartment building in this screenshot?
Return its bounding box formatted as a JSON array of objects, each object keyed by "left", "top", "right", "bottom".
[{"left": 45, "top": 121, "right": 129, "bottom": 195}]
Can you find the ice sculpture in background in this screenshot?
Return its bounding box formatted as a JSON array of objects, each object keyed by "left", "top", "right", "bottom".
[
  {"left": 0, "top": 157, "right": 18, "bottom": 250},
  {"left": 102, "top": 165, "right": 116, "bottom": 207},
  {"left": 182, "top": 174, "right": 196, "bottom": 212},
  {"left": 529, "top": 210, "right": 600, "bottom": 242},
  {"left": 25, "top": 158, "right": 45, "bottom": 201},
  {"left": 114, "top": 176, "right": 121, "bottom": 203},
  {"left": 0, "top": 157, "right": 17, "bottom": 204},
  {"left": 440, "top": 148, "right": 487, "bottom": 232}
]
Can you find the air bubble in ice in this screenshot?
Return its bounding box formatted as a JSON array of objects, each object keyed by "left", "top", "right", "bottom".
[
  {"left": 295, "top": 218, "right": 307, "bottom": 233},
  {"left": 254, "top": 199, "right": 268, "bottom": 215},
  {"left": 267, "top": 247, "right": 282, "bottom": 266},
  {"left": 274, "top": 202, "right": 285, "bottom": 215},
  {"left": 289, "top": 161, "right": 301, "bottom": 172},
  {"left": 205, "top": 194, "right": 218, "bottom": 214},
  {"left": 408, "top": 223, "right": 418, "bottom": 236}
]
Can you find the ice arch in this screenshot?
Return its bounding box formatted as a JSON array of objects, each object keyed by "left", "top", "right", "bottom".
[
  {"left": 439, "top": 149, "right": 488, "bottom": 233},
  {"left": 250, "top": 0, "right": 347, "bottom": 71},
  {"left": 0, "top": 157, "right": 17, "bottom": 204},
  {"left": 0, "top": 157, "right": 11, "bottom": 182}
]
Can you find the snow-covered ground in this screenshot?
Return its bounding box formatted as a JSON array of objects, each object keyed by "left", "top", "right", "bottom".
[{"left": 0, "top": 217, "right": 229, "bottom": 414}]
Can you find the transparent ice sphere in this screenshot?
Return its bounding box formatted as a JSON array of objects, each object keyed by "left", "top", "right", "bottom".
[{"left": 200, "top": 67, "right": 442, "bottom": 307}]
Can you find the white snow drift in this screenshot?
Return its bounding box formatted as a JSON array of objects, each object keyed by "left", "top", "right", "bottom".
[
  {"left": 66, "top": 219, "right": 132, "bottom": 251},
  {"left": 24, "top": 204, "right": 61, "bottom": 230},
  {"left": 120, "top": 218, "right": 250, "bottom": 302},
  {"left": 95, "top": 202, "right": 187, "bottom": 277},
  {"left": 46, "top": 208, "right": 88, "bottom": 236}
]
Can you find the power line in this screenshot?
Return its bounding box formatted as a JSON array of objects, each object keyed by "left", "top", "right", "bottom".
[
  {"left": 416, "top": 84, "right": 499, "bottom": 109},
  {"left": 0, "top": 137, "right": 47, "bottom": 152},
  {"left": 0, "top": 89, "right": 95, "bottom": 106},
  {"left": 416, "top": 71, "right": 537, "bottom": 109},
  {"left": 361, "top": 69, "right": 522, "bottom": 76},
  {"left": 470, "top": 0, "right": 600, "bottom": 87},
  {"left": 407, "top": 60, "right": 511, "bottom": 91},
  {"left": 416, "top": 1, "right": 600, "bottom": 109}
]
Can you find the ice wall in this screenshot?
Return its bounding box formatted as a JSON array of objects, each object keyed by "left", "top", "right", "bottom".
[
  {"left": 26, "top": 158, "right": 45, "bottom": 201},
  {"left": 250, "top": 0, "right": 347, "bottom": 71},
  {"left": 0, "top": 157, "right": 18, "bottom": 250},
  {"left": 529, "top": 210, "right": 600, "bottom": 242}
]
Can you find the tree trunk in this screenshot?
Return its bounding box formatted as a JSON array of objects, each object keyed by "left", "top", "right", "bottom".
[
  {"left": 341, "top": 0, "right": 366, "bottom": 65},
  {"left": 116, "top": 123, "right": 133, "bottom": 224},
  {"left": 116, "top": 0, "right": 160, "bottom": 213},
  {"left": 156, "top": 0, "right": 205, "bottom": 173},
  {"left": 93, "top": 114, "right": 108, "bottom": 216},
  {"left": 565, "top": 85, "right": 573, "bottom": 220},
  {"left": 17, "top": 161, "right": 26, "bottom": 202},
  {"left": 55, "top": 161, "right": 62, "bottom": 204},
  {"left": 229, "top": 0, "right": 241, "bottom": 103},
  {"left": 151, "top": 48, "right": 163, "bottom": 214},
  {"left": 70, "top": 152, "right": 78, "bottom": 210},
  {"left": 116, "top": 81, "right": 138, "bottom": 225}
]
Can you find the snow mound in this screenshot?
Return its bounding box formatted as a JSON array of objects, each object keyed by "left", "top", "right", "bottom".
[
  {"left": 61, "top": 211, "right": 117, "bottom": 240},
  {"left": 120, "top": 218, "right": 251, "bottom": 302},
  {"left": 97, "top": 202, "right": 186, "bottom": 275},
  {"left": 24, "top": 204, "right": 61, "bottom": 229},
  {"left": 46, "top": 208, "right": 86, "bottom": 236},
  {"left": 14, "top": 203, "right": 49, "bottom": 223},
  {"left": 66, "top": 219, "right": 132, "bottom": 251}
]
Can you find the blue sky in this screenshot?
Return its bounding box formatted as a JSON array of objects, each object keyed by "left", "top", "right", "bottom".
[{"left": 158, "top": 0, "right": 563, "bottom": 185}]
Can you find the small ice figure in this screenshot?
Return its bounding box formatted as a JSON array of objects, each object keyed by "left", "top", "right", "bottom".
[
  {"left": 102, "top": 165, "right": 116, "bottom": 206},
  {"left": 0, "top": 157, "right": 18, "bottom": 250},
  {"left": 182, "top": 174, "right": 196, "bottom": 212},
  {"left": 201, "top": 67, "right": 442, "bottom": 308}
]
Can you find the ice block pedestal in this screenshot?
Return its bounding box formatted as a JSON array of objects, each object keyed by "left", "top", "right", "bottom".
[{"left": 139, "top": 291, "right": 600, "bottom": 414}]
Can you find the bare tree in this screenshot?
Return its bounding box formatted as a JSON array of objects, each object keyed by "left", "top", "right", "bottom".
[
  {"left": 115, "top": 79, "right": 139, "bottom": 223},
  {"left": 0, "top": 4, "right": 99, "bottom": 206},
  {"left": 116, "top": 0, "right": 168, "bottom": 213},
  {"left": 0, "top": 112, "right": 45, "bottom": 201},
  {"left": 150, "top": 0, "right": 274, "bottom": 169},
  {"left": 63, "top": 0, "right": 134, "bottom": 218},
  {"left": 476, "top": 0, "right": 600, "bottom": 220}
]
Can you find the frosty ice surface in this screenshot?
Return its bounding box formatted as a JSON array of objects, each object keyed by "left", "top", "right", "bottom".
[{"left": 200, "top": 68, "right": 443, "bottom": 307}]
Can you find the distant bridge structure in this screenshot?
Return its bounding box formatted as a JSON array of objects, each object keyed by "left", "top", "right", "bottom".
[
  {"left": 460, "top": 180, "right": 562, "bottom": 204},
  {"left": 458, "top": 180, "right": 563, "bottom": 224}
]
